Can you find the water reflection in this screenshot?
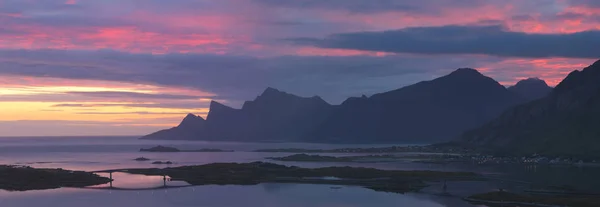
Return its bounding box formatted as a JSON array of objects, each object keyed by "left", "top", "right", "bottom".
[
  {"left": 90, "top": 173, "right": 190, "bottom": 189},
  {"left": 0, "top": 137, "right": 595, "bottom": 206},
  {"left": 0, "top": 184, "right": 477, "bottom": 207}
]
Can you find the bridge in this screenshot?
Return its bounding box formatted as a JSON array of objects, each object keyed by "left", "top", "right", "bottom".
[
  {"left": 86, "top": 169, "right": 534, "bottom": 192},
  {"left": 84, "top": 185, "right": 193, "bottom": 191},
  {"left": 91, "top": 168, "right": 164, "bottom": 174},
  {"left": 86, "top": 169, "right": 192, "bottom": 191}
]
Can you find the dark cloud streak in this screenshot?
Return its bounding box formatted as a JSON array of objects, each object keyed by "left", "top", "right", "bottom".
[
  {"left": 65, "top": 91, "right": 213, "bottom": 100},
  {"left": 52, "top": 103, "right": 209, "bottom": 110},
  {"left": 289, "top": 25, "right": 600, "bottom": 58},
  {"left": 74, "top": 111, "right": 192, "bottom": 115}
]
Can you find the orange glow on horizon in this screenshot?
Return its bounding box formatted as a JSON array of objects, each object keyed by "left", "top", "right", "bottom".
[{"left": 0, "top": 76, "right": 212, "bottom": 130}]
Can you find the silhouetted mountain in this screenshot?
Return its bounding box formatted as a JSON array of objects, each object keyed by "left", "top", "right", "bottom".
[
  {"left": 143, "top": 113, "right": 205, "bottom": 140},
  {"left": 143, "top": 69, "right": 526, "bottom": 143},
  {"left": 206, "top": 87, "right": 333, "bottom": 141},
  {"left": 178, "top": 113, "right": 206, "bottom": 129},
  {"left": 508, "top": 78, "right": 552, "bottom": 101},
  {"left": 308, "top": 68, "right": 523, "bottom": 143},
  {"left": 461, "top": 60, "right": 600, "bottom": 157},
  {"left": 143, "top": 87, "right": 333, "bottom": 141}
]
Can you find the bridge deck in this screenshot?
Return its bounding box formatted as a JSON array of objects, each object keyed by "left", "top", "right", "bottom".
[{"left": 83, "top": 185, "right": 192, "bottom": 191}]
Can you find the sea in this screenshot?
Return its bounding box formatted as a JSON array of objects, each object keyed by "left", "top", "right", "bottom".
[{"left": 0, "top": 136, "right": 597, "bottom": 207}]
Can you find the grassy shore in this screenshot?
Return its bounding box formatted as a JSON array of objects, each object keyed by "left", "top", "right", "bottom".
[
  {"left": 0, "top": 165, "right": 112, "bottom": 191},
  {"left": 122, "top": 162, "right": 477, "bottom": 194}
]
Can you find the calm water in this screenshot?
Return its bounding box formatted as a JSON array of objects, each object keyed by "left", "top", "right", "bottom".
[
  {"left": 0, "top": 183, "right": 480, "bottom": 207},
  {"left": 0, "top": 136, "right": 597, "bottom": 207},
  {"left": 0, "top": 136, "right": 457, "bottom": 172}
]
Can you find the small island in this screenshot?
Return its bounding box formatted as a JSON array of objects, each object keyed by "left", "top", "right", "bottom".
[
  {"left": 140, "top": 145, "right": 234, "bottom": 153},
  {"left": 0, "top": 165, "right": 111, "bottom": 191},
  {"left": 151, "top": 161, "right": 173, "bottom": 165},
  {"left": 134, "top": 157, "right": 151, "bottom": 161},
  {"left": 140, "top": 145, "right": 180, "bottom": 152},
  {"left": 121, "top": 162, "right": 477, "bottom": 194}
]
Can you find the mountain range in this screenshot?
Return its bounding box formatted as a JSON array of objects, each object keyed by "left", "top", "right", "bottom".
[
  {"left": 143, "top": 67, "right": 551, "bottom": 143},
  {"left": 461, "top": 60, "right": 600, "bottom": 158},
  {"left": 307, "top": 68, "right": 524, "bottom": 143},
  {"left": 144, "top": 88, "right": 333, "bottom": 142}
]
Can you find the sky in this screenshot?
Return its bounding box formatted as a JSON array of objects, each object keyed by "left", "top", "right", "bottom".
[{"left": 1, "top": 0, "right": 599, "bottom": 136}]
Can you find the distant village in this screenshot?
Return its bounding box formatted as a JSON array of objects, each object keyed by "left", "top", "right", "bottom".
[{"left": 258, "top": 145, "right": 600, "bottom": 166}]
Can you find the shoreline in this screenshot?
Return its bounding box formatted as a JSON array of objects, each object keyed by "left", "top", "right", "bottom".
[
  {"left": 95, "top": 162, "right": 479, "bottom": 194},
  {"left": 0, "top": 165, "right": 112, "bottom": 191}
]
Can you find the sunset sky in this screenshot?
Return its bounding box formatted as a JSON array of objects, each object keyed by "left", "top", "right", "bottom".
[{"left": 1, "top": 0, "right": 599, "bottom": 136}]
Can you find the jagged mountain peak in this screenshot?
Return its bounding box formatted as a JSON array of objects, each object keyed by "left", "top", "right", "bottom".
[
  {"left": 209, "top": 100, "right": 232, "bottom": 109},
  {"left": 440, "top": 68, "right": 497, "bottom": 85},
  {"left": 177, "top": 113, "right": 205, "bottom": 128},
  {"left": 250, "top": 87, "right": 329, "bottom": 107},
  {"left": 255, "top": 87, "right": 297, "bottom": 102},
  {"left": 369, "top": 67, "right": 512, "bottom": 103},
  {"left": 508, "top": 78, "right": 552, "bottom": 101},
  {"left": 261, "top": 87, "right": 285, "bottom": 96},
  {"left": 450, "top": 68, "right": 482, "bottom": 75},
  {"left": 207, "top": 100, "right": 236, "bottom": 120},
  {"left": 183, "top": 113, "right": 200, "bottom": 119},
  {"left": 514, "top": 78, "right": 548, "bottom": 86},
  {"left": 444, "top": 68, "right": 489, "bottom": 81},
  {"left": 555, "top": 59, "right": 600, "bottom": 91}
]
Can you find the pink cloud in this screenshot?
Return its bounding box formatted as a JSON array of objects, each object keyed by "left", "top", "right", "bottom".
[
  {"left": 479, "top": 58, "right": 593, "bottom": 86},
  {"left": 1, "top": 0, "right": 599, "bottom": 55}
]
